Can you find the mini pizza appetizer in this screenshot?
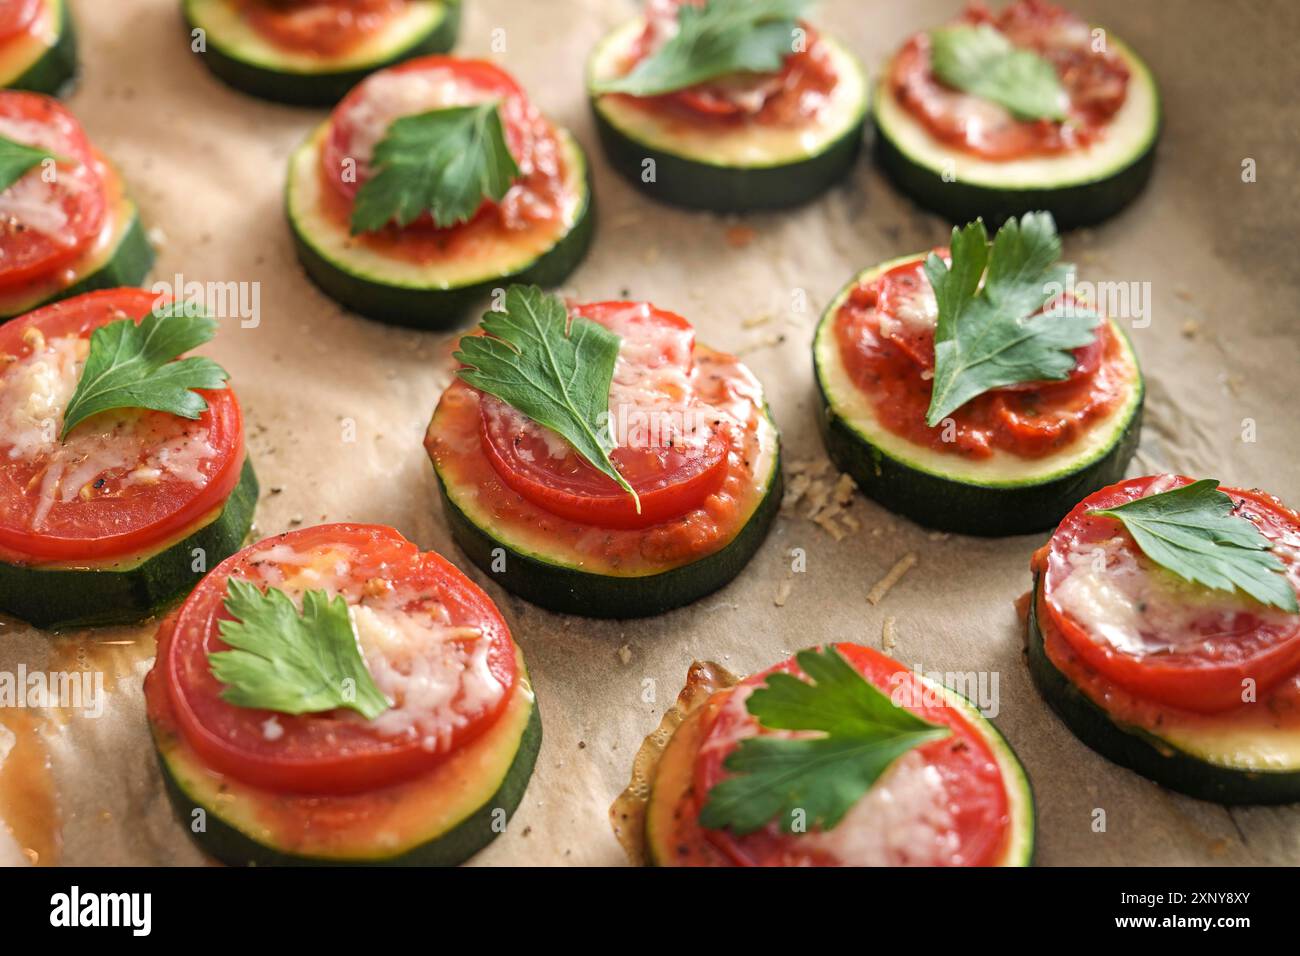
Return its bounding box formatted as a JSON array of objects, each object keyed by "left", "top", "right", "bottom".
[
  {"left": 425, "top": 285, "right": 780, "bottom": 618},
  {"left": 287, "top": 56, "right": 592, "bottom": 328},
  {"left": 612, "top": 644, "right": 1034, "bottom": 866},
  {"left": 587, "top": 0, "right": 868, "bottom": 212},
  {"left": 873, "top": 0, "right": 1160, "bottom": 227},
  {"left": 0, "top": 0, "right": 76, "bottom": 96},
  {"left": 145, "top": 523, "right": 541, "bottom": 866},
  {"left": 1027, "top": 475, "right": 1300, "bottom": 804},
  {"left": 0, "top": 288, "right": 255, "bottom": 629},
  {"left": 0, "top": 92, "right": 154, "bottom": 320},
  {"left": 813, "top": 212, "right": 1142, "bottom": 536},
  {"left": 183, "top": 0, "right": 459, "bottom": 105}
]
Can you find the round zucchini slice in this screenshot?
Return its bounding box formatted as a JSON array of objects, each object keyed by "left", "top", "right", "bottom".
[
  {"left": 813, "top": 254, "right": 1144, "bottom": 536},
  {"left": 182, "top": 0, "right": 460, "bottom": 106},
  {"left": 286, "top": 122, "right": 593, "bottom": 329},
  {"left": 873, "top": 35, "right": 1160, "bottom": 229},
  {"left": 587, "top": 19, "right": 868, "bottom": 212},
  {"left": 1, "top": 0, "right": 76, "bottom": 97}
]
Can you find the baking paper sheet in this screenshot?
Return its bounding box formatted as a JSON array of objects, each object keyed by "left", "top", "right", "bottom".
[{"left": 0, "top": 0, "right": 1297, "bottom": 866}]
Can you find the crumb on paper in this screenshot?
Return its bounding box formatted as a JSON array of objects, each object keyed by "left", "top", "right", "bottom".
[
  {"left": 1181, "top": 320, "right": 1200, "bottom": 339},
  {"left": 743, "top": 313, "right": 771, "bottom": 329},
  {"left": 725, "top": 225, "right": 757, "bottom": 248},
  {"left": 617, "top": 644, "right": 632, "bottom": 665},
  {"left": 867, "top": 553, "right": 918, "bottom": 606},
  {"left": 785, "top": 460, "right": 861, "bottom": 539},
  {"left": 882, "top": 616, "right": 898, "bottom": 651},
  {"left": 737, "top": 332, "right": 784, "bottom": 355},
  {"left": 774, "top": 576, "right": 793, "bottom": 607}
]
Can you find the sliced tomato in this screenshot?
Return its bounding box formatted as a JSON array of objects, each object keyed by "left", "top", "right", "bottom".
[
  {"left": 146, "top": 524, "right": 519, "bottom": 795},
  {"left": 0, "top": 0, "right": 39, "bottom": 44},
  {"left": 1041, "top": 476, "right": 1300, "bottom": 714},
  {"left": 239, "top": 0, "right": 403, "bottom": 57},
  {"left": 691, "top": 643, "right": 1012, "bottom": 867},
  {"left": 0, "top": 93, "right": 108, "bottom": 290},
  {"left": 0, "top": 289, "right": 245, "bottom": 565},
  {"left": 476, "top": 301, "right": 731, "bottom": 530}
]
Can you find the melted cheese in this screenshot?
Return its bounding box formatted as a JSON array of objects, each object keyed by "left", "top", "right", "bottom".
[
  {"left": 343, "top": 67, "right": 489, "bottom": 171},
  {"left": 0, "top": 116, "right": 91, "bottom": 244}
]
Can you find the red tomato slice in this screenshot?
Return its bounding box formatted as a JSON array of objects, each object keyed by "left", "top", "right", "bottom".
[
  {"left": 0, "top": 92, "right": 107, "bottom": 290},
  {"left": 0, "top": 0, "right": 39, "bottom": 43},
  {"left": 476, "top": 300, "right": 731, "bottom": 530},
  {"left": 1041, "top": 476, "right": 1300, "bottom": 714},
  {"left": 0, "top": 289, "right": 245, "bottom": 565},
  {"left": 240, "top": 0, "right": 402, "bottom": 57},
  {"left": 692, "top": 644, "right": 1012, "bottom": 867},
  {"left": 148, "top": 524, "right": 519, "bottom": 795}
]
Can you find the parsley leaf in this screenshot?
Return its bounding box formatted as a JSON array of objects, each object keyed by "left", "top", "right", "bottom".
[
  {"left": 698, "top": 646, "right": 950, "bottom": 835},
  {"left": 930, "top": 24, "right": 1068, "bottom": 121},
  {"left": 594, "top": 0, "right": 813, "bottom": 97},
  {"left": 350, "top": 103, "right": 520, "bottom": 234},
  {"left": 60, "top": 304, "right": 229, "bottom": 439},
  {"left": 1090, "top": 479, "right": 1299, "bottom": 613},
  {"left": 208, "top": 579, "right": 391, "bottom": 719},
  {"left": 924, "top": 212, "right": 1099, "bottom": 426},
  {"left": 0, "top": 131, "right": 53, "bottom": 193},
  {"left": 455, "top": 285, "right": 640, "bottom": 511}
]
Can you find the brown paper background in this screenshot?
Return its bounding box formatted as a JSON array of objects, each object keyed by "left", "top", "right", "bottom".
[{"left": 0, "top": 0, "right": 1297, "bottom": 866}]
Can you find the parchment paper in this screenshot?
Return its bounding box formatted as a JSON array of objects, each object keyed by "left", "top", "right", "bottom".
[{"left": 0, "top": 0, "right": 1297, "bottom": 867}]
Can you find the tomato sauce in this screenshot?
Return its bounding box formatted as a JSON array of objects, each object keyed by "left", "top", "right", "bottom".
[
  {"left": 238, "top": 0, "right": 405, "bottom": 57},
  {"left": 890, "top": 0, "right": 1131, "bottom": 160},
  {"left": 833, "top": 252, "right": 1129, "bottom": 461},
  {"left": 612, "top": 0, "right": 838, "bottom": 127}
]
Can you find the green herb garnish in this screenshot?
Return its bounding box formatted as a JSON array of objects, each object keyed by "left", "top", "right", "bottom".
[
  {"left": 0, "top": 132, "right": 53, "bottom": 193},
  {"left": 698, "top": 646, "right": 950, "bottom": 835},
  {"left": 1091, "top": 479, "right": 1299, "bottom": 612},
  {"left": 930, "top": 24, "right": 1068, "bottom": 121},
  {"left": 924, "top": 212, "right": 1099, "bottom": 426}
]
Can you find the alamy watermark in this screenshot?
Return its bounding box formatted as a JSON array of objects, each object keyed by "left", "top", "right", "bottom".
[
  {"left": 151, "top": 274, "right": 261, "bottom": 328},
  {"left": 0, "top": 666, "right": 104, "bottom": 718}
]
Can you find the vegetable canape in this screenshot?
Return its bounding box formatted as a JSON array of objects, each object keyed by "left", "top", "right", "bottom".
[
  {"left": 0, "top": 288, "right": 256, "bottom": 629},
  {"left": 183, "top": 0, "right": 460, "bottom": 105},
  {"left": 1027, "top": 475, "right": 1300, "bottom": 804},
  {"left": 813, "top": 212, "right": 1142, "bottom": 536},
  {"left": 287, "top": 55, "right": 592, "bottom": 328},
  {"left": 873, "top": 0, "right": 1160, "bottom": 227},
  {"left": 425, "top": 285, "right": 781, "bottom": 618},
  {"left": 0, "top": 91, "right": 153, "bottom": 320},
  {"left": 612, "top": 644, "right": 1034, "bottom": 866},
  {"left": 587, "top": 0, "right": 868, "bottom": 212},
  {"left": 0, "top": 0, "right": 75, "bottom": 96},
  {"left": 145, "top": 522, "right": 541, "bottom": 866}
]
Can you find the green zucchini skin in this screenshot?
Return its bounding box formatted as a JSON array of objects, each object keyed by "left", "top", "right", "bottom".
[
  {"left": 435, "top": 453, "right": 782, "bottom": 619},
  {"left": 6, "top": 0, "right": 77, "bottom": 97},
  {"left": 1026, "top": 576, "right": 1300, "bottom": 805},
  {"left": 182, "top": 0, "right": 460, "bottom": 107},
  {"left": 289, "top": 170, "right": 594, "bottom": 330},
  {"left": 155, "top": 698, "right": 541, "bottom": 866},
  {"left": 590, "top": 103, "right": 864, "bottom": 213},
  {"left": 0, "top": 211, "right": 155, "bottom": 322},
  {"left": 872, "top": 127, "right": 1158, "bottom": 231},
  {"left": 0, "top": 458, "right": 257, "bottom": 630}
]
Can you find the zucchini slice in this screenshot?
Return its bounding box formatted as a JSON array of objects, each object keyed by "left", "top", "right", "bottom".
[
  {"left": 813, "top": 254, "right": 1144, "bottom": 536},
  {"left": 1027, "top": 575, "right": 1300, "bottom": 805},
  {"left": 873, "top": 35, "right": 1160, "bottom": 229},
  {"left": 154, "top": 660, "right": 542, "bottom": 866},
  {"left": 183, "top": 0, "right": 460, "bottom": 106},
  {"left": 0, "top": 458, "right": 258, "bottom": 630},
  {"left": 587, "top": 19, "right": 868, "bottom": 212},
  {"left": 1, "top": 0, "right": 76, "bottom": 97},
  {"left": 0, "top": 160, "right": 155, "bottom": 322},
  {"left": 286, "top": 123, "right": 593, "bottom": 329}
]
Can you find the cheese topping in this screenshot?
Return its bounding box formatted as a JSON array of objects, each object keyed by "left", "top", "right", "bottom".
[
  {"left": 0, "top": 330, "right": 217, "bottom": 529},
  {"left": 0, "top": 116, "right": 91, "bottom": 245},
  {"left": 341, "top": 67, "right": 486, "bottom": 173},
  {"left": 273, "top": 544, "right": 506, "bottom": 747}
]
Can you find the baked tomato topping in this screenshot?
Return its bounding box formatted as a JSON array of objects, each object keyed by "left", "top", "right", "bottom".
[
  {"left": 890, "top": 0, "right": 1131, "bottom": 160},
  {"left": 615, "top": 0, "right": 837, "bottom": 126},
  {"left": 477, "top": 301, "right": 730, "bottom": 530},
  {"left": 687, "top": 644, "right": 1011, "bottom": 867},
  {"left": 319, "top": 56, "right": 566, "bottom": 240},
  {"left": 1036, "top": 476, "right": 1300, "bottom": 715},
  {"left": 238, "top": 0, "right": 405, "bottom": 57},
  {"left": 0, "top": 0, "right": 39, "bottom": 44},
  {"left": 833, "top": 251, "right": 1128, "bottom": 460},
  {"left": 0, "top": 289, "right": 244, "bottom": 566},
  {"left": 0, "top": 93, "right": 109, "bottom": 291},
  {"left": 144, "top": 523, "right": 519, "bottom": 795}
]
